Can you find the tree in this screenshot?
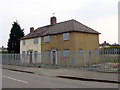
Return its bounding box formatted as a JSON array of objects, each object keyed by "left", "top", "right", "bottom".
[{"left": 7, "top": 21, "right": 24, "bottom": 53}]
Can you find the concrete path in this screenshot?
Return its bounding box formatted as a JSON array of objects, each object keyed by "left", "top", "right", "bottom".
[{"left": 2, "top": 65, "right": 119, "bottom": 83}]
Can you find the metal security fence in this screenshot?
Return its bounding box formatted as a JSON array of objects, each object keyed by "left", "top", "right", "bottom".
[{"left": 2, "top": 49, "right": 120, "bottom": 72}]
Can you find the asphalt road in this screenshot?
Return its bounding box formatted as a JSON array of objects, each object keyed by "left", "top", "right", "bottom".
[{"left": 2, "top": 69, "right": 118, "bottom": 88}]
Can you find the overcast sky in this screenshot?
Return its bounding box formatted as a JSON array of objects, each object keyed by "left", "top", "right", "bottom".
[{"left": 0, "top": 0, "right": 119, "bottom": 47}]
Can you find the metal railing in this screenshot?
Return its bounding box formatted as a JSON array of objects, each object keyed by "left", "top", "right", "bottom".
[{"left": 1, "top": 49, "right": 120, "bottom": 72}]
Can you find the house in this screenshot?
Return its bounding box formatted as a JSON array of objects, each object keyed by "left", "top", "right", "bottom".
[
  {"left": 111, "top": 43, "right": 120, "bottom": 47},
  {"left": 100, "top": 41, "right": 120, "bottom": 49},
  {"left": 0, "top": 46, "right": 8, "bottom": 52},
  {"left": 100, "top": 41, "right": 111, "bottom": 48},
  {"left": 20, "top": 16, "right": 100, "bottom": 66}
]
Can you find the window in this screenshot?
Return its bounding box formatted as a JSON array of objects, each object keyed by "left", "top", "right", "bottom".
[
  {"left": 27, "top": 51, "right": 29, "bottom": 56},
  {"left": 95, "top": 49, "right": 98, "bottom": 56},
  {"left": 57, "top": 50, "right": 61, "bottom": 56},
  {"left": 63, "top": 49, "right": 69, "bottom": 57},
  {"left": 34, "top": 38, "right": 38, "bottom": 44},
  {"left": 80, "top": 49, "right": 83, "bottom": 56},
  {"left": 34, "top": 51, "right": 38, "bottom": 60},
  {"left": 22, "top": 51, "right": 25, "bottom": 58},
  {"left": 44, "top": 36, "right": 50, "bottom": 43},
  {"left": 45, "top": 50, "right": 50, "bottom": 59},
  {"left": 63, "top": 33, "right": 69, "bottom": 40},
  {"left": 22, "top": 40, "right": 25, "bottom": 45}
]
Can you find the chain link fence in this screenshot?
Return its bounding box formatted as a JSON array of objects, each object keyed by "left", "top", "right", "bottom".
[{"left": 2, "top": 49, "right": 120, "bottom": 73}]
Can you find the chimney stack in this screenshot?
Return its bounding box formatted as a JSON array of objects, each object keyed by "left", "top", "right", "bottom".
[
  {"left": 30, "top": 27, "right": 34, "bottom": 33},
  {"left": 104, "top": 41, "right": 106, "bottom": 44},
  {"left": 50, "top": 16, "right": 56, "bottom": 25}
]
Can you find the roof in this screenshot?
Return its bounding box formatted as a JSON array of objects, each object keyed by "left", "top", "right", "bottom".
[
  {"left": 21, "top": 19, "right": 100, "bottom": 40},
  {"left": 111, "top": 44, "right": 120, "bottom": 46},
  {"left": 0, "top": 47, "right": 7, "bottom": 51},
  {"left": 100, "top": 43, "right": 110, "bottom": 46}
]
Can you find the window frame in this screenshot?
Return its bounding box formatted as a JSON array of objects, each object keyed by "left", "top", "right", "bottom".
[
  {"left": 95, "top": 49, "right": 98, "bottom": 56},
  {"left": 22, "top": 51, "right": 25, "bottom": 58},
  {"left": 22, "top": 40, "right": 26, "bottom": 45},
  {"left": 79, "top": 49, "right": 83, "bottom": 56},
  {"left": 57, "top": 50, "right": 61, "bottom": 56},
  {"left": 34, "top": 51, "right": 38, "bottom": 60},
  {"left": 45, "top": 50, "right": 50, "bottom": 59},
  {"left": 44, "top": 36, "right": 50, "bottom": 43},
  {"left": 63, "top": 49, "right": 69, "bottom": 57},
  {"left": 34, "top": 38, "right": 38, "bottom": 44},
  {"left": 63, "top": 33, "right": 69, "bottom": 41}
]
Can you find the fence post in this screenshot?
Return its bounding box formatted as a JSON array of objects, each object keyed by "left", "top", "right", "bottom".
[
  {"left": 89, "top": 50, "right": 92, "bottom": 71},
  {"left": 117, "top": 49, "right": 120, "bottom": 73}
]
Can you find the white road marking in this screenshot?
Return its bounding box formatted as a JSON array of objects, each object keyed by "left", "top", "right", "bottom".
[
  {"left": 2, "top": 76, "right": 28, "bottom": 84},
  {"left": 11, "top": 71, "right": 22, "bottom": 73}
]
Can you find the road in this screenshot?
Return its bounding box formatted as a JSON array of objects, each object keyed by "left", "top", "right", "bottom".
[{"left": 2, "top": 69, "right": 118, "bottom": 88}]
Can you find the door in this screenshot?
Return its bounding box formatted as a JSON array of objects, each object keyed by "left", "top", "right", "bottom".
[{"left": 52, "top": 51, "right": 56, "bottom": 65}]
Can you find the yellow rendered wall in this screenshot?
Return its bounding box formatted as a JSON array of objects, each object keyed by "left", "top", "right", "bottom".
[
  {"left": 41, "top": 33, "right": 76, "bottom": 52},
  {"left": 41, "top": 32, "right": 99, "bottom": 52},
  {"left": 74, "top": 32, "right": 99, "bottom": 51}
]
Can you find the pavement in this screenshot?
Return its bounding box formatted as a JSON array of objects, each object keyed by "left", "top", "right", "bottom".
[{"left": 2, "top": 64, "right": 119, "bottom": 83}]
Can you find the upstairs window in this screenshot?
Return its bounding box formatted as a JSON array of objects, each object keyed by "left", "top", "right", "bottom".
[
  {"left": 63, "top": 33, "right": 69, "bottom": 40},
  {"left": 34, "top": 38, "right": 38, "bottom": 44},
  {"left": 44, "top": 36, "right": 50, "bottom": 43},
  {"left": 22, "top": 40, "right": 25, "bottom": 45}
]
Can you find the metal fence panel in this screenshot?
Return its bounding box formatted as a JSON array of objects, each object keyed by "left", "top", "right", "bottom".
[{"left": 2, "top": 49, "right": 120, "bottom": 72}]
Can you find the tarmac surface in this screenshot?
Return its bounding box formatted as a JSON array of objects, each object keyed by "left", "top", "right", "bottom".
[
  {"left": 2, "top": 69, "right": 118, "bottom": 88},
  {"left": 2, "top": 65, "right": 119, "bottom": 83}
]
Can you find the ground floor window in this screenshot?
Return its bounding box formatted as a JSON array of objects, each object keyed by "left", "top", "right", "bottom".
[
  {"left": 95, "top": 49, "right": 98, "bottom": 56},
  {"left": 22, "top": 51, "right": 25, "bottom": 58},
  {"left": 34, "top": 51, "right": 38, "bottom": 60},
  {"left": 79, "top": 49, "right": 83, "bottom": 56},
  {"left": 57, "top": 50, "right": 61, "bottom": 56},
  {"left": 27, "top": 51, "right": 29, "bottom": 56},
  {"left": 63, "top": 49, "right": 69, "bottom": 57},
  {"left": 45, "top": 50, "right": 50, "bottom": 59}
]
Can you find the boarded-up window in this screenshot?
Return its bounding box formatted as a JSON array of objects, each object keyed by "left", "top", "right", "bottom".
[
  {"left": 95, "top": 49, "right": 98, "bottom": 56},
  {"left": 45, "top": 50, "right": 50, "bottom": 59},
  {"left": 27, "top": 51, "right": 29, "bottom": 56},
  {"left": 63, "top": 33, "right": 69, "bottom": 40},
  {"left": 80, "top": 49, "right": 83, "bottom": 56},
  {"left": 34, "top": 51, "right": 38, "bottom": 60},
  {"left": 57, "top": 50, "right": 61, "bottom": 56},
  {"left": 44, "top": 36, "right": 50, "bottom": 43},
  {"left": 22, "top": 40, "right": 25, "bottom": 45},
  {"left": 63, "top": 49, "right": 69, "bottom": 57},
  {"left": 22, "top": 51, "right": 25, "bottom": 58},
  {"left": 34, "top": 38, "right": 38, "bottom": 44}
]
